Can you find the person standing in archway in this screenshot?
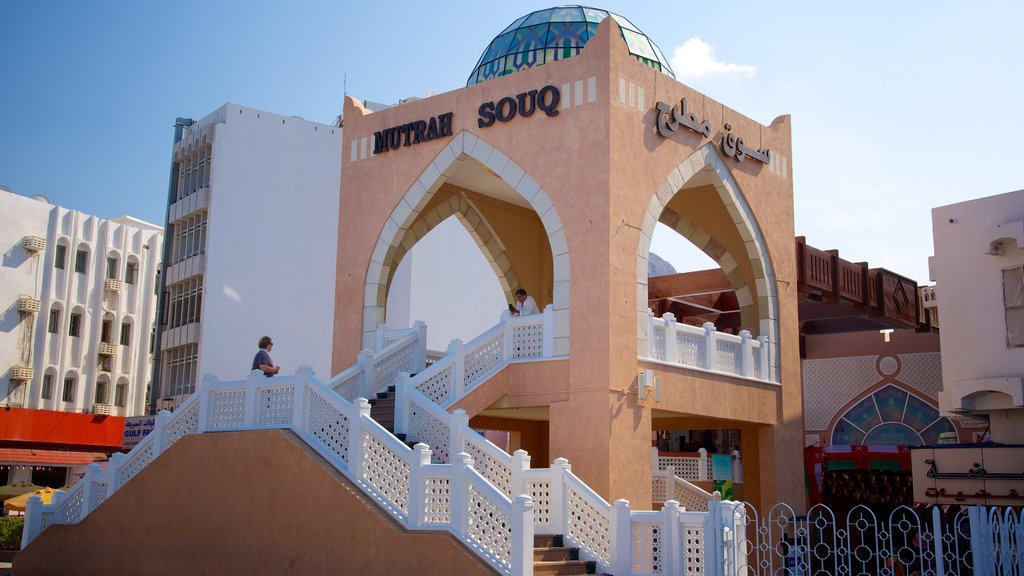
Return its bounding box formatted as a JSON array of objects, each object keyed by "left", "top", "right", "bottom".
[{"left": 512, "top": 289, "right": 539, "bottom": 316}]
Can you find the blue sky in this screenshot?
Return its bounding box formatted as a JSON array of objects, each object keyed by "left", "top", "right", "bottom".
[{"left": 2, "top": 1, "right": 1021, "bottom": 283}]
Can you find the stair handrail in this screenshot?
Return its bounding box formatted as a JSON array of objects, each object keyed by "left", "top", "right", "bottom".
[
  {"left": 22, "top": 366, "right": 534, "bottom": 576},
  {"left": 328, "top": 320, "right": 425, "bottom": 401},
  {"left": 645, "top": 310, "right": 774, "bottom": 383},
  {"left": 395, "top": 374, "right": 529, "bottom": 499},
  {"left": 652, "top": 468, "right": 714, "bottom": 512}
]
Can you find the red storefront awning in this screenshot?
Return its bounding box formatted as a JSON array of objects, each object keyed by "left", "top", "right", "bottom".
[{"left": 0, "top": 407, "right": 124, "bottom": 452}]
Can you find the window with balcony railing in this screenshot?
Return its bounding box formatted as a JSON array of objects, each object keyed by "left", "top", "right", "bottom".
[
  {"left": 165, "top": 344, "right": 198, "bottom": 397},
  {"left": 167, "top": 277, "right": 203, "bottom": 328},
  {"left": 174, "top": 211, "right": 207, "bottom": 263}
]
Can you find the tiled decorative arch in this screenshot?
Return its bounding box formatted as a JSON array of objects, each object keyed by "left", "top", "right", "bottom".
[
  {"left": 384, "top": 190, "right": 521, "bottom": 305},
  {"left": 362, "top": 130, "right": 571, "bottom": 354},
  {"left": 636, "top": 143, "right": 779, "bottom": 381}
]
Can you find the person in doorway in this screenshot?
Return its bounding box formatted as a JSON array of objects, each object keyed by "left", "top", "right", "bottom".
[
  {"left": 252, "top": 336, "right": 280, "bottom": 377},
  {"left": 512, "top": 288, "right": 540, "bottom": 316}
]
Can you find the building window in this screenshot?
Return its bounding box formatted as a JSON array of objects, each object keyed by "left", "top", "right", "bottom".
[
  {"left": 120, "top": 322, "right": 131, "bottom": 346},
  {"left": 125, "top": 261, "right": 139, "bottom": 285},
  {"left": 54, "top": 244, "right": 66, "bottom": 270},
  {"left": 69, "top": 313, "right": 82, "bottom": 337},
  {"left": 101, "top": 319, "right": 114, "bottom": 343},
  {"left": 95, "top": 380, "right": 109, "bottom": 404},
  {"left": 106, "top": 257, "right": 118, "bottom": 279},
  {"left": 41, "top": 374, "right": 54, "bottom": 400},
  {"left": 174, "top": 212, "right": 208, "bottom": 263},
  {"left": 98, "top": 354, "right": 113, "bottom": 373},
  {"left": 1004, "top": 265, "right": 1024, "bottom": 347},
  {"left": 62, "top": 377, "right": 75, "bottom": 402},
  {"left": 48, "top": 308, "right": 60, "bottom": 334},
  {"left": 167, "top": 276, "right": 203, "bottom": 328},
  {"left": 115, "top": 382, "right": 127, "bottom": 407},
  {"left": 166, "top": 344, "right": 199, "bottom": 397},
  {"left": 149, "top": 325, "right": 156, "bottom": 354},
  {"left": 75, "top": 249, "right": 88, "bottom": 273}
]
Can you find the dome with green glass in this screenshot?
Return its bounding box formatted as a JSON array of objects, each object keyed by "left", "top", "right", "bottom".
[{"left": 468, "top": 5, "right": 675, "bottom": 86}]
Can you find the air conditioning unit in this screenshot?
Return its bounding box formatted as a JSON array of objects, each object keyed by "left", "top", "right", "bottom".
[
  {"left": 23, "top": 236, "right": 46, "bottom": 252},
  {"left": 10, "top": 366, "right": 33, "bottom": 381},
  {"left": 92, "top": 403, "right": 112, "bottom": 416},
  {"left": 17, "top": 295, "right": 40, "bottom": 314},
  {"left": 104, "top": 278, "right": 124, "bottom": 292}
]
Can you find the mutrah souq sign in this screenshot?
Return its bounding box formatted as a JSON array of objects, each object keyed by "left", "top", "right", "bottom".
[{"left": 655, "top": 97, "right": 771, "bottom": 164}]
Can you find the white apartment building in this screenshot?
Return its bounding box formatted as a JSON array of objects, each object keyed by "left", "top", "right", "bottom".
[
  {"left": 0, "top": 188, "right": 163, "bottom": 416},
  {"left": 931, "top": 189, "right": 1024, "bottom": 442},
  {"left": 154, "top": 104, "right": 342, "bottom": 408}
]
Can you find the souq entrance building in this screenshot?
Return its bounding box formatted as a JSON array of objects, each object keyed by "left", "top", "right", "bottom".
[{"left": 336, "top": 8, "right": 801, "bottom": 511}]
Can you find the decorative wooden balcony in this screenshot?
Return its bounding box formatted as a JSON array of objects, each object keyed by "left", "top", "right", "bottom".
[
  {"left": 98, "top": 342, "right": 118, "bottom": 356},
  {"left": 22, "top": 235, "right": 46, "bottom": 252},
  {"left": 104, "top": 278, "right": 124, "bottom": 293},
  {"left": 17, "top": 295, "right": 41, "bottom": 314},
  {"left": 92, "top": 403, "right": 112, "bottom": 416}
]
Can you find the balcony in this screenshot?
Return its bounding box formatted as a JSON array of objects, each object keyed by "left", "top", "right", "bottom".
[
  {"left": 22, "top": 235, "right": 45, "bottom": 252},
  {"left": 10, "top": 366, "right": 33, "bottom": 381},
  {"left": 92, "top": 403, "right": 112, "bottom": 416},
  {"left": 17, "top": 295, "right": 40, "bottom": 314},
  {"left": 104, "top": 278, "right": 124, "bottom": 292},
  {"left": 98, "top": 342, "right": 118, "bottom": 356}
]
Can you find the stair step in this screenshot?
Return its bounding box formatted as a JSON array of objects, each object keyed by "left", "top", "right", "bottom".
[
  {"left": 534, "top": 534, "right": 564, "bottom": 548},
  {"left": 534, "top": 547, "right": 578, "bottom": 562},
  {"left": 533, "top": 559, "right": 598, "bottom": 576}
]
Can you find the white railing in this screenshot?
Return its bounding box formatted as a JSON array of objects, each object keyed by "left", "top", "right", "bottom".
[
  {"left": 328, "top": 321, "right": 426, "bottom": 401},
  {"left": 401, "top": 307, "right": 555, "bottom": 408},
  {"left": 652, "top": 447, "right": 743, "bottom": 484},
  {"left": 652, "top": 469, "right": 714, "bottom": 512},
  {"left": 23, "top": 367, "right": 533, "bottom": 576},
  {"left": 644, "top": 311, "right": 774, "bottom": 383}
]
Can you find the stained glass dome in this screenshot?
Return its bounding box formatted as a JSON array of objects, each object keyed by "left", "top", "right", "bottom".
[{"left": 468, "top": 6, "right": 675, "bottom": 86}]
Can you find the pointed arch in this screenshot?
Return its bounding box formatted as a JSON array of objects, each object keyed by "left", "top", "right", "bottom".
[
  {"left": 637, "top": 143, "right": 779, "bottom": 381},
  {"left": 362, "top": 131, "right": 571, "bottom": 354}
]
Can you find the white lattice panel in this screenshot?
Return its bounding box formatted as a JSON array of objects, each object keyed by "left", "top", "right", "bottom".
[
  {"left": 416, "top": 364, "right": 454, "bottom": 405},
  {"left": 361, "top": 431, "right": 409, "bottom": 518},
  {"left": 659, "top": 456, "right": 701, "bottom": 480},
  {"left": 632, "top": 521, "right": 665, "bottom": 576},
  {"left": 467, "top": 484, "right": 512, "bottom": 570},
  {"left": 59, "top": 484, "right": 85, "bottom": 524},
  {"left": 464, "top": 439, "right": 512, "bottom": 497},
  {"left": 802, "top": 356, "right": 881, "bottom": 430},
  {"left": 677, "top": 332, "right": 704, "bottom": 367},
  {"left": 423, "top": 475, "right": 451, "bottom": 525},
  {"left": 118, "top": 442, "right": 155, "bottom": 487},
  {"left": 680, "top": 522, "right": 705, "bottom": 576},
  {"left": 408, "top": 396, "right": 450, "bottom": 463},
  {"left": 165, "top": 401, "right": 199, "bottom": 448},
  {"left": 464, "top": 333, "right": 504, "bottom": 386},
  {"left": 752, "top": 351, "right": 763, "bottom": 380},
  {"left": 652, "top": 477, "right": 668, "bottom": 503},
  {"left": 673, "top": 479, "right": 710, "bottom": 512},
  {"left": 40, "top": 511, "right": 55, "bottom": 531},
  {"left": 257, "top": 385, "right": 294, "bottom": 426},
  {"left": 373, "top": 341, "right": 415, "bottom": 395},
  {"left": 510, "top": 322, "right": 544, "bottom": 359},
  {"left": 90, "top": 481, "right": 108, "bottom": 512},
  {"left": 715, "top": 340, "right": 742, "bottom": 375},
  {"left": 566, "top": 488, "right": 612, "bottom": 567},
  {"left": 333, "top": 371, "right": 363, "bottom": 401},
  {"left": 652, "top": 326, "right": 666, "bottom": 361},
  {"left": 528, "top": 479, "right": 552, "bottom": 525},
  {"left": 208, "top": 389, "right": 246, "bottom": 428},
  {"left": 306, "top": 389, "right": 349, "bottom": 464}
]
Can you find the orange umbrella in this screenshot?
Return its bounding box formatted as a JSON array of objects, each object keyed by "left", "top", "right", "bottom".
[{"left": 3, "top": 487, "right": 58, "bottom": 513}]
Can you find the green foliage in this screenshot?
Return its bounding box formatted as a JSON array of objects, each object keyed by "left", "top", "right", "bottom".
[{"left": 0, "top": 516, "right": 23, "bottom": 550}]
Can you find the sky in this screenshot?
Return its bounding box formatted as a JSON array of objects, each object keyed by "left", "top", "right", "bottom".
[{"left": 2, "top": 1, "right": 1022, "bottom": 284}]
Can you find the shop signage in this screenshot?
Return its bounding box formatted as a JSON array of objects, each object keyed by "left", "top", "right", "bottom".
[
  {"left": 478, "top": 85, "right": 560, "bottom": 128},
  {"left": 122, "top": 415, "right": 156, "bottom": 450},
  {"left": 373, "top": 112, "right": 454, "bottom": 155},
  {"left": 654, "top": 98, "right": 771, "bottom": 165}
]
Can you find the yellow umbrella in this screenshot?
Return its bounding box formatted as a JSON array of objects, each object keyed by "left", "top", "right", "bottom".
[
  {"left": 3, "top": 487, "right": 58, "bottom": 513},
  {"left": 0, "top": 481, "right": 42, "bottom": 499}
]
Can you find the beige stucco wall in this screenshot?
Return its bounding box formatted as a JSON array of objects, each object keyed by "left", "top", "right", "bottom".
[
  {"left": 16, "top": 430, "right": 496, "bottom": 576},
  {"left": 334, "top": 19, "right": 802, "bottom": 509}
]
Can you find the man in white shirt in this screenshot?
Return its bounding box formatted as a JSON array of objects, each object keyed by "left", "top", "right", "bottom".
[{"left": 513, "top": 288, "right": 540, "bottom": 316}]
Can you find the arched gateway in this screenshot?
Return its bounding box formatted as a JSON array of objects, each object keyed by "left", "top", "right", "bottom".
[{"left": 334, "top": 11, "right": 804, "bottom": 510}]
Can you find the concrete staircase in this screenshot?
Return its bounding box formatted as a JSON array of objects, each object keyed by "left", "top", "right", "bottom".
[{"left": 533, "top": 534, "right": 608, "bottom": 576}]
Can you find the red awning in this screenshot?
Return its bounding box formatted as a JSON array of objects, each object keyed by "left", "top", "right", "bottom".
[{"left": 0, "top": 448, "right": 107, "bottom": 467}]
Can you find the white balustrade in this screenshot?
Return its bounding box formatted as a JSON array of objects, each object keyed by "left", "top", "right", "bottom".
[
  {"left": 329, "top": 324, "right": 425, "bottom": 401},
  {"left": 644, "top": 310, "right": 774, "bottom": 383}
]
